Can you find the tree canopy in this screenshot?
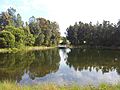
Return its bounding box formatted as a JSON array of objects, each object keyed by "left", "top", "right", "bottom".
[
  {"left": 66, "top": 20, "right": 120, "bottom": 47},
  {"left": 0, "top": 8, "right": 60, "bottom": 48}
]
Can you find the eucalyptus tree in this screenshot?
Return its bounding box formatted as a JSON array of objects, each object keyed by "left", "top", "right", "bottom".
[
  {"left": 29, "top": 16, "right": 41, "bottom": 36},
  {"left": 66, "top": 20, "right": 119, "bottom": 47},
  {"left": 16, "top": 13, "right": 24, "bottom": 27},
  {"left": 0, "top": 8, "right": 61, "bottom": 48},
  {"left": 0, "top": 12, "right": 10, "bottom": 30}
]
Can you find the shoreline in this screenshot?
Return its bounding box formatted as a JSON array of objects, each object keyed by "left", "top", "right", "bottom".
[
  {"left": 68, "top": 45, "right": 120, "bottom": 50},
  {"left": 1, "top": 45, "right": 120, "bottom": 53},
  {"left": 0, "top": 46, "right": 56, "bottom": 53}
]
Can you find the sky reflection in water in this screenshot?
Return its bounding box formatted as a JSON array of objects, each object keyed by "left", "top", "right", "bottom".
[{"left": 19, "top": 48, "right": 120, "bottom": 85}]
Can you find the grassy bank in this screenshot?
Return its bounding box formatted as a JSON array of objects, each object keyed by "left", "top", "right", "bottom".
[
  {"left": 0, "top": 46, "right": 56, "bottom": 53},
  {"left": 69, "top": 45, "right": 120, "bottom": 50},
  {"left": 0, "top": 81, "right": 120, "bottom": 90}
]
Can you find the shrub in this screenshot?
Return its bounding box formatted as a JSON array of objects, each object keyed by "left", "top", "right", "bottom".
[
  {"left": 5, "top": 26, "right": 25, "bottom": 48},
  {"left": 24, "top": 34, "right": 35, "bottom": 46},
  {"left": 0, "top": 31, "right": 15, "bottom": 48}
]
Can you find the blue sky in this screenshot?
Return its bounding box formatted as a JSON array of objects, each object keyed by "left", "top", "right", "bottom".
[
  {"left": 1, "top": 0, "right": 120, "bottom": 36},
  {"left": 0, "top": 0, "right": 49, "bottom": 21}
]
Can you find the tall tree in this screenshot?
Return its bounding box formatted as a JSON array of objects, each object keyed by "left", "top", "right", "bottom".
[{"left": 16, "top": 13, "right": 23, "bottom": 27}]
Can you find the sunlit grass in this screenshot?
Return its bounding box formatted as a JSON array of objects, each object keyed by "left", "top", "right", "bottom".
[
  {"left": 24, "top": 46, "right": 56, "bottom": 51},
  {"left": 0, "top": 46, "right": 56, "bottom": 53},
  {"left": 0, "top": 81, "right": 120, "bottom": 90},
  {"left": 0, "top": 48, "right": 12, "bottom": 53}
]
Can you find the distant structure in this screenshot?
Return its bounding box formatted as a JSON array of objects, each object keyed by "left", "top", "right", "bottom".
[{"left": 58, "top": 38, "right": 69, "bottom": 49}]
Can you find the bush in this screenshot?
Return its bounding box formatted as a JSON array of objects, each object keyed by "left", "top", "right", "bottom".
[
  {"left": 0, "top": 31, "right": 15, "bottom": 48},
  {"left": 0, "top": 38, "right": 7, "bottom": 48},
  {"left": 24, "top": 34, "right": 35, "bottom": 46},
  {"left": 5, "top": 26, "right": 25, "bottom": 48}
]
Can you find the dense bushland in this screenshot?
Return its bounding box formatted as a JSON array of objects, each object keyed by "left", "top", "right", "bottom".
[
  {"left": 66, "top": 20, "right": 120, "bottom": 47},
  {"left": 0, "top": 7, "right": 60, "bottom": 48}
]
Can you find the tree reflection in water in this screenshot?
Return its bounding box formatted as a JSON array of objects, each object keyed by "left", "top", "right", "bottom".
[
  {"left": 0, "top": 48, "right": 120, "bottom": 85},
  {"left": 66, "top": 48, "right": 120, "bottom": 74},
  {"left": 0, "top": 49, "right": 60, "bottom": 82}
]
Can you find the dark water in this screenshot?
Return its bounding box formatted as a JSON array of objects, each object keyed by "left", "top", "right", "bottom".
[{"left": 0, "top": 48, "right": 120, "bottom": 85}]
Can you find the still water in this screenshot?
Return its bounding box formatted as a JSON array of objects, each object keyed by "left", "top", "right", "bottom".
[{"left": 0, "top": 48, "right": 120, "bottom": 85}]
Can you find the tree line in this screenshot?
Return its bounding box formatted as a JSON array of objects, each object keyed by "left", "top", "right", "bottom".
[
  {"left": 66, "top": 20, "right": 120, "bottom": 47},
  {"left": 0, "top": 7, "right": 60, "bottom": 48}
]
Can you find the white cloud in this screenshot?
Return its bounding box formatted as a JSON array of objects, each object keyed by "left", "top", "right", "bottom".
[{"left": 1, "top": 0, "right": 120, "bottom": 36}]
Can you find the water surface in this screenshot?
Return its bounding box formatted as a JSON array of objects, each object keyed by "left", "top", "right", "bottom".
[{"left": 0, "top": 48, "right": 120, "bottom": 85}]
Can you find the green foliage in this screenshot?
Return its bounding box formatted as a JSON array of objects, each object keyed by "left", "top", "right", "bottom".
[
  {"left": 0, "top": 12, "right": 10, "bottom": 30},
  {"left": 5, "top": 26, "right": 25, "bottom": 48},
  {"left": 29, "top": 22, "right": 41, "bottom": 36},
  {"left": 0, "top": 7, "right": 24, "bottom": 31},
  {"left": 35, "top": 33, "right": 45, "bottom": 46},
  {"left": 0, "top": 8, "right": 60, "bottom": 49},
  {"left": 60, "top": 37, "right": 68, "bottom": 45},
  {"left": 29, "top": 17, "right": 60, "bottom": 46},
  {"left": 23, "top": 26, "right": 35, "bottom": 46},
  {"left": 0, "top": 38, "right": 7, "bottom": 48},
  {"left": 16, "top": 13, "right": 23, "bottom": 27},
  {"left": 0, "top": 31, "right": 15, "bottom": 48},
  {"left": 66, "top": 20, "right": 120, "bottom": 47},
  {"left": 24, "top": 34, "right": 35, "bottom": 46}
]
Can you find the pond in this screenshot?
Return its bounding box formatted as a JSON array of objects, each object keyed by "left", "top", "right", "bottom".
[{"left": 0, "top": 48, "right": 120, "bottom": 86}]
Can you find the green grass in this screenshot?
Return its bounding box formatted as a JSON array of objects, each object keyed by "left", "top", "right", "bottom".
[
  {"left": 0, "top": 46, "right": 56, "bottom": 53},
  {"left": 0, "top": 81, "right": 120, "bottom": 90}
]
